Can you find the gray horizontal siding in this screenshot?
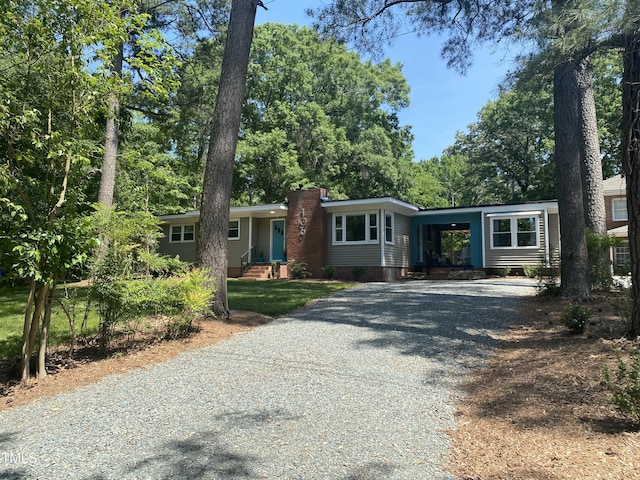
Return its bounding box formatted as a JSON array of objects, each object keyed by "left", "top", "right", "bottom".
[
  {"left": 384, "top": 213, "right": 411, "bottom": 267},
  {"left": 326, "top": 213, "right": 382, "bottom": 267},
  {"left": 547, "top": 213, "right": 560, "bottom": 256},
  {"left": 158, "top": 222, "right": 198, "bottom": 263},
  {"left": 483, "top": 213, "right": 547, "bottom": 268},
  {"left": 227, "top": 217, "right": 250, "bottom": 267}
]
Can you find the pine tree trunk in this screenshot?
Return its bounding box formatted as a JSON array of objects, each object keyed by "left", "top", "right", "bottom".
[
  {"left": 197, "top": 0, "right": 261, "bottom": 316},
  {"left": 622, "top": 25, "right": 640, "bottom": 336},
  {"left": 554, "top": 60, "right": 592, "bottom": 300},
  {"left": 577, "top": 56, "right": 606, "bottom": 235},
  {"left": 98, "top": 45, "right": 124, "bottom": 207}
]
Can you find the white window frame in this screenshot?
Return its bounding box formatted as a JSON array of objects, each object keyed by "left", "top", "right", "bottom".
[
  {"left": 228, "top": 219, "right": 240, "bottom": 240},
  {"left": 612, "top": 197, "right": 628, "bottom": 222},
  {"left": 615, "top": 243, "right": 630, "bottom": 267},
  {"left": 332, "top": 212, "right": 379, "bottom": 245},
  {"left": 384, "top": 212, "right": 394, "bottom": 245},
  {"left": 169, "top": 224, "right": 195, "bottom": 243},
  {"left": 490, "top": 216, "right": 539, "bottom": 249}
]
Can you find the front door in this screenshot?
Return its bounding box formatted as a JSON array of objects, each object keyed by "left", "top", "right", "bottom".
[{"left": 271, "top": 219, "right": 286, "bottom": 261}]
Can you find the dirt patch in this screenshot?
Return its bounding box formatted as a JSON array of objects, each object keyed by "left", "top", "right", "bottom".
[
  {"left": 448, "top": 291, "right": 640, "bottom": 480},
  {"left": 0, "top": 311, "right": 272, "bottom": 412}
]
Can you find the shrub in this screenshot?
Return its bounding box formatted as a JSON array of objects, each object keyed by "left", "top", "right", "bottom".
[
  {"left": 288, "top": 260, "right": 311, "bottom": 279},
  {"left": 93, "top": 268, "right": 215, "bottom": 348},
  {"left": 587, "top": 231, "right": 616, "bottom": 290},
  {"left": 322, "top": 265, "right": 335, "bottom": 279},
  {"left": 530, "top": 248, "right": 561, "bottom": 295},
  {"left": 88, "top": 208, "right": 212, "bottom": 351},
  {"left": 351, "top": 266, "right": 366, "bottom": 281},
  {"left": 603, "top": 349, "right": 640, "bottom": 424},
  {"left": 495, "top": 266, "right": 511, "bottom": 277},
  {"left": 561, "top": 303, "right": 591, "bottom": 334},
  {"left": 523, "top": 264, "right": 538, "bottom": 278}
]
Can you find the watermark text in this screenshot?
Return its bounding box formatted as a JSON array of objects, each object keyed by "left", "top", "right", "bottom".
[{"left": 2, "top": 452, "right": 37, "bottom": 465}]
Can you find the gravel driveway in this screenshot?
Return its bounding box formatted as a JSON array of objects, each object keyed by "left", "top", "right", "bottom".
[{"left": 0, "top": 278, "right": 535, "bottom": 480}]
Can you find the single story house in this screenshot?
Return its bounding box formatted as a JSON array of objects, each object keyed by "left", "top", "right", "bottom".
[{"left": 158, "top": 186, "right": 563, "bottom": 281}]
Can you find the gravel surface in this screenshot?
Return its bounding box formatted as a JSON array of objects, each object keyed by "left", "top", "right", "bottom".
[{"left": 0, "top": 278, "right": 535, "bottom": 480}]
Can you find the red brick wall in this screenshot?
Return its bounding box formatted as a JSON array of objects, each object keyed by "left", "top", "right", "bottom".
[
  {"left": 286, "top": 188, "right": 328, "bottom": 277},
  {"left": 605, "top": 195, "right": 628, "bottom": 231},
  {"left": 227, "top": 267, "right": 242, "bottom": 278}
]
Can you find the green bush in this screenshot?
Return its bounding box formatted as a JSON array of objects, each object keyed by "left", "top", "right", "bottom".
[
  {"left": 587, "top": 231, "right": 616, "bottom": 290},
  {"left": 603, "top": 349, "right": 640, "bottom": 424},
  {"left": 530, "top": 248, "right": 561, "bottom": 295},
  {"left": 523, "top": 264, "right": 538, "bottom": 278},
  {"left": 561, "top": 303, "right": 591, "bottom": 334},
  {"left": 351, "top": 266, "right": 366, "bottom": 281},
  {"left": 322, "top": 265, "right": 335, "bottom": 279},
  {"left": 88, "top": 208, "right": 214, "bottom": 352},
  {"left": 495, "top": 266, "right": 511, "bottom": 277},
  {"left": 93, "top": 268, "right": 215, "bottom": 348},
  {"left": 288, "top": 260, "right": 311, "bottom": 279}
]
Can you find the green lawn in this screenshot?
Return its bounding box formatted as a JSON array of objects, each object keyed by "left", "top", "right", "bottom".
[
  {"left": 0, "top": 284, "right": 101, "bottom": 360},
  {"left": 227, "top": 279, "right": 354, "bottom": 316},
  {"left": 0, "top": 279, "right": 354, "bottom": 359}
]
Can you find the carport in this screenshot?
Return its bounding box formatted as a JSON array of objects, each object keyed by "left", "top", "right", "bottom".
[{"left": 411, "top": 209, "right": 483, "bottom": 271}]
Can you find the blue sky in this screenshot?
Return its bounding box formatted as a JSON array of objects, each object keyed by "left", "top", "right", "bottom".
[{"left": 257, "top": 0, "right": 517, "bottom": 161}]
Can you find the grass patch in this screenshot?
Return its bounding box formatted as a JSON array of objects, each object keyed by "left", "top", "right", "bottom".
[
  {"left": 0, "top": 284, "right": 101, "bottom": 360},
  {"left": 228, "top": 279, "right": 354, "bottom": 316},
  {"left": 0, "top": 279, "right": 354, "bottom": 359}
]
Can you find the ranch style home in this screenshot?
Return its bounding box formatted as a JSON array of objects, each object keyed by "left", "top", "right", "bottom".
[{"left": 157, "top": 175, "right": 629, "bottom": 281}]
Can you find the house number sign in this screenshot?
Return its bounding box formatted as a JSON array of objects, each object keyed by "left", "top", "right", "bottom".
[{"left": 299, "top": 208, "right": 307, "bottom": 236}]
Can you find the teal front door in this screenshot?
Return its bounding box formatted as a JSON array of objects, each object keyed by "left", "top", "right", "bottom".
[{"left": 271, "top": 219, "right": 285, "bottom": 261}]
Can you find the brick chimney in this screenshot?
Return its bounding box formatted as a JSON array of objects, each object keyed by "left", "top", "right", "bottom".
[{"left": 286, "top": 187, "right": 328, "bottom": 277}]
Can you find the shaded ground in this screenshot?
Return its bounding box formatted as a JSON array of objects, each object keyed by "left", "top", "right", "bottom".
[
  {"left": 0, "top": 311, "right": 272, "bottom": 411},
  {"left": 448, "top": 290, "right": 640, "bottom": 480},
  {"left": 2, "top": 286, "right": 640, "bottom": 479}
]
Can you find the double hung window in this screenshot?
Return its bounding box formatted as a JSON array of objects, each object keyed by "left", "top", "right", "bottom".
[
  {"left": 333, "top": 212, "right": 379, "bottom": 244},
  {"left": 491, "top": 216, "right": 538, "bottom": 249},
  {"left": 170, "top": 224, "right": 195, "bottom": 243}
]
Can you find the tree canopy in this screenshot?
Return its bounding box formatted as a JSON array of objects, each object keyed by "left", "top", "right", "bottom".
[{"left": 235, "top": 23, "right": 415, "bottom": 203}]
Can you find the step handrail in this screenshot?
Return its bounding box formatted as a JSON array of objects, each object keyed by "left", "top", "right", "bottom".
[{"left": 240, "top": 246, "right": 257, "bottom": 275}]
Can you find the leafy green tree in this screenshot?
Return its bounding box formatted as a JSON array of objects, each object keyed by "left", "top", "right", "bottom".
[
  {"left": 116, "top": 119, "right": 196, "bottom": 214},
  {"left": 593, "top": 51, "right": 623, "bottom": 178},
  {"left": 235, "top": 23, "right": 413, "bottom": 203},
  {"left": 0, "top": 0, "right": 138, "bottom": 384},
  {"left": 449, "top": 83, "right": 556, "bottom": 203},
  {"left": 419, "top": 153, "right": 498, "bottom": 207},
  {"left": 406, "top": 161, "right": 446, "bottom": 208}
]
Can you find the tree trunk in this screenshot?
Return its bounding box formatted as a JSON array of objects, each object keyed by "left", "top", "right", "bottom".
[
  {"left": 19, "top": 280, "right": 36, "bottom": 386},
  {"left": 577, "top": 56, "right": 606, "bottom": 235},
  {"left": 38, "top": 285, "right": 56, "bottom": 378},
  {"left": 197, "top": 0, "right": 261, "bottom": 316},
  {"left": 622, "top": 25, "right": 640, "bottom": 336},
  {"left": 554, "top": 60, "right": 592, "bottom": 300},
  {"left": 20, "top": 283, "right": 49, "bottom": 385},
  {"left": 98, "top": 45, "right": 124, "bottom": 207}
]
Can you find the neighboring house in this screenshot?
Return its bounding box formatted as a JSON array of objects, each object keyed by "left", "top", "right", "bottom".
[
  {"left": 603, "top": 174, "right": 630, "bottom": 272},
  {"left": 158, "top": 187, "right": 561, "bottom": 281}
]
